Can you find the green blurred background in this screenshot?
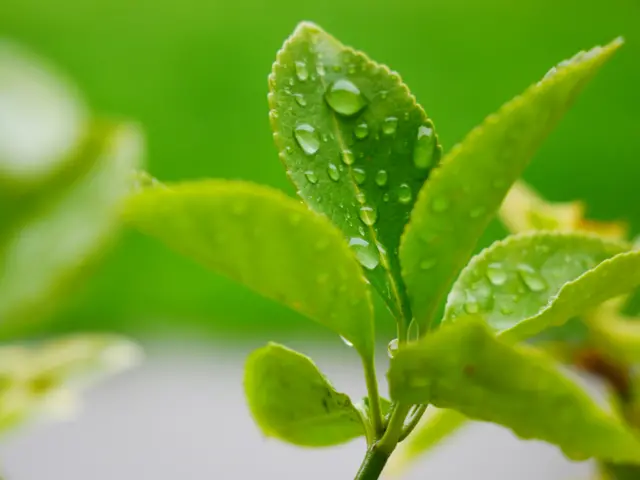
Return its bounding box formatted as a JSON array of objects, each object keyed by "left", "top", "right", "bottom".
[{"left": 2, "top": 0, "right": 638, "bottom": 342}]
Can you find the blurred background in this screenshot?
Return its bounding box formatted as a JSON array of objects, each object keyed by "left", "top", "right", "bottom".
[{"left": 0, "top": 0, "right": 638, "bottom": 478}]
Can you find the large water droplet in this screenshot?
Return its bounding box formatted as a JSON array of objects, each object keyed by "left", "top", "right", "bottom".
[
  {"left": 295, "top": 61, "right": 309, "bottom": 81},
  {"left": 327, "top": 163, "right": 340, "bottom": 182},
  {"left": 294, "top": 94, "right": 307, "bottom": 107},
  {"left": 382, "top": 116, "right": 398, "bottom": 136},
  {"left": 516, "top": 264, "right": 548, "bottom": 292},
  {"left": 353, "top": 167, "right": 366, "bottom": 185},
  {"left": 486, "top": 263, "right": 508, "bottom": 286},
  {"left": 316, "top": 62, "right": 326, "bottom": 77},
  {"left": 304, "top": 170, "right": 318, "bottom": 184},
  {"left": 294, "top": 124, "right": 320, "bottom": 155},
  {"left": 431, "top": 197, "right": 450, "bottom": 212},
  {"left": 340, "top": 336, "right": 353, "bottom": 347},
  {"left": 375, "top": 170, "right": 388, "bottom": 187},
  {"left": 413, "top": 124, "right": 437, "bottom": 169},
  {"left": 349, "top": 237, "right": 379, "bottom": 270},
  {"left": 341, "top": 149, "right": 355, "bottom": 165},
  {"left": 354, "top": 123, "right": 369, "bottom": 139},
  {"left": 387, "top": 338, "right": 399, "bottom": 358},
  {"left": 359, "top": 205, "right": 378, "bottom": 226},
  {"left": 398, "top": 183, "right": 412, "bottom": 204},
  {"left": 356, "top": 191, "right": 366, "bottom": 204},
  {"left": 324, "top": 79, "right": 367, "bottom": 116}
]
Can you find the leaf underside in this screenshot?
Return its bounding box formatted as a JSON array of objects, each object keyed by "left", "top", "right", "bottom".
[
  {"left": 269, "top": 22, "right": 442, "bottom": 323},
  {"left": 244, "top": 343, "right": 365, "bottom": 447},
  {"left": 124, "top": 180, "right": 375, "bottom": 360},
  {"left": 400, "top": 38, "right": 622, "bottom": 333},
  {"left": 388, "top": 317, "right": 640, "bottom": 463}
]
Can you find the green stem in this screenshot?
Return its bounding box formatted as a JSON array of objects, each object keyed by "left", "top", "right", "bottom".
[
  {"left": 399, "top": 404, "right": 428, "bottom": 442},
  {"left": 362, "top": 357, "right": 384, "bottom": 436},
  {"left": 354, "top": 445, "right": 391, "bottom": 480}
]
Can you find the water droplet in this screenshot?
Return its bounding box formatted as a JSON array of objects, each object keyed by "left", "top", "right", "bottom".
[
  {"left": 407, "top": 319, "right": 420, "bottom": 340},
  {"left": 431, "top": 197, "right": 450, "bottom": 212},
  {"left": 382, "top": 193, "right": 390, "bottom": 202},
  {"left": 516, "top": 264, "right": 548, "bottom": 292},
  {"left": 469, "top": 206, "right": 485, "bottom": 218},
  {"left": 375, "top": 170, "right": 388, "bottom": 187},
  {"left": 340, "top": 336, "right": 353, "bottom": 347},
  {"left": 294, "top": 94, "right": 307, "bottom": 107},
  {"left": 324, "top": 79, "right": 367, "bottom": 116},
  {"left": 316, "top": 62, "right": 326, "bottom": 76},
  {"left": 486, "top": 263, "right": 508, "bottom": 286},
  {"left": 382, "top": 116, "right": 398, "bottom": 135},
  {"left": 295, "top": 61, "right": 309, "bottom": 81},
  {"left": 294, "top": 124, "right": 320, "bottom": 155},
  {"left": 420, "top": 258, "right": 437, "bottom": 270},
  {"left": 353, "top": 167, "right": 366, "bottom": 185},
  {"left": 349, "top": 237, "right": 379, "bottom": 270},
  {"left": 359, "top": 205, "right": 378, "bottom": 226},
  {"left": 347, "top": 64, "right": 357, "bottom": 74},
  {"left": 398, "top": 183, "right": 412, "bottom": 204},
  {"left": 500, "top": 305, "right": 514, "bottom": 315},
  {"left": 464, "top": 299, "right": 480, "bottom": 314},
  {"left": 304, "top": 170, "right": 318, "bottom": 184},
  {"left": 356, "top": 191, "right": 366, "bottom": 204},
  {"left": 341, "top": 149, "right": 355, "bottom": 165},
  {"left": 327, "top": 163, "right": 340, "bottom": 182},
  {"left": 387, "top": 339, "right": 399, "bottom": 358},
  {"left": 354, "top": 123, "right": 369, "bottom": 139},
  {"left": 380, "top": 90, "right": 388, "bottom": 100},
  {"left": 413, "top": 125, "right": 437, "bottom": 169}
]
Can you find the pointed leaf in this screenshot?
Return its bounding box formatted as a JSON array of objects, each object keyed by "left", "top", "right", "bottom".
[
  {"left": 400, "top": 39, "right": 623, "bottom": 333},
  {"left": 244, "top": 343, "right": 365, "bottom": 447},
  {"left": 388, "top": 317, "right": 640, "bottom": 463},
  {"left": 269, "top": 22, "right": 442, "bottom": 322},
  {"left": 0, "top": 121, "right": 143, "bottom": 325},
  {"left": 124, "top": 180, "right": 375, "bottom": 360},
  {"left": 444, "top": 232, "right": 628, "bottom": 340}
]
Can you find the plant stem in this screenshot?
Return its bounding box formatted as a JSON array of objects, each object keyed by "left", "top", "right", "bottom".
[
  {"left": 354, "top": 445, "right": 391, "bottom": 480},
  {"left": 362, "top": 357, "right": 384, "bottom": 436},
  {"left": 399, "top": 404, "right": 428, "bottom": 442}
]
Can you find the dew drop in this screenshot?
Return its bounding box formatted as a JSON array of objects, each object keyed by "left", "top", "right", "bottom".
[
  {"left": 516, "top": 264, "right": 548, "bottom": 292},
  {"left": 356, "top": 191, "right": 366, "bottom": 204},
  {"left": 398, "top": 183, "right": 412, "bottom": 204},
  {"left": 420, "top": 258, "right": 437, "bottom": 270},
  {"left": 413, "top": 125, "right": 437, "bottom": 169},
  {"left": 359, "top": 205, "right": 378, "bottom": 226},
  {"left": 379, "top": 90, "right": 388, "bottom": 100},
  {"left": 500, "top": 305, "right": 514, "bottom": 315},
  {"left": 375, "top": 169, "right": 388, "bottom": 187},
  {"left": 347, "top": 64, "right": 357, "bottom": 74},
  {"left": 325, "top": 79, "right": 367, "bottom": 116},
  {"left": 295, "top": 61, "right": 309, "bottom": 81},
  {"left": 304, "top": 170, "right": 318, "bottom": 184},
  {"left": 294, "top": 94, "right": 307, "bottom": 107},
  {"left": 464, "top": 300, "right": 480, "bottom": 314},
  {"left": 294, "top": 124, "right": 320, "bottom": 155},
  {"left": 349, "top": 237, "right": 379, "bottom": 270},
  {"left": 486, "top": 263, "right": 508, "bottom": 286},
  {"left": 382, "top": 116, "right": 398, "bottom": 136},
  {"left": 340, "top": 336, "right": 354, "bottom": 347},
  {"left": 341, "top": 149, "right": 355, "bottom": 165},
  {"left": 327, "top": 163, "right": 340, "bottom": 182},
  {"left": 431, "top": 197, "right": 450, "bottom": 212},
  {"left": 382, "top": 193, "right": 390, "bottom": 202},
  {"left": 354, "top": 123, "right": 369, "bottom": 139},
  {"left": 353, "top": 167, "right": 366, "bottom": 185},
  {"left": 316, "top": 62, "right": 326, "bottom": 76},
  {"left": 387, "top": 338, "right": 399, "bottom": 358}
]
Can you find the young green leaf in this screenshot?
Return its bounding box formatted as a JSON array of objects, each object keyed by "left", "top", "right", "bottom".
[
  {"left": 587, "top": 303, "right": 640, "bottom": 364},
  {"left": 124, "top": 180, "right": 375, "bottom": 360},
  {"left": 387, "top": 317, "right": 640, "bottom": 463},
  {"left": 444, "top": 232, "right": 628, "bottom": 340},
  {"left": 0, "top": 121, "right": 143, "bottom": 326},
  {"left": 400, "top": 38, "right": 623, "bottom": 333},
  {"left": 269, "top": 22, "right": 442, "bottom": 323},
  {"left": 244, "top": 343, "right": 365, "bottom": 447}
]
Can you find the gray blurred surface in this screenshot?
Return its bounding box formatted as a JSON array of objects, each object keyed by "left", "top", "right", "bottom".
[{"left": 0, "top": 340, "right": 594, "bottom": 479}]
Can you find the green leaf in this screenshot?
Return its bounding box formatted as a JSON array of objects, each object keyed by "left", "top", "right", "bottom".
[
  {"left": 0, "top": 121, "right": 143, "bottom": 325},
  {"left": 244, "top": 343, "right": 365, "bottom": 447},
  {"left": 0, "top": 334, "right": 141, "bottom": 434},
  {"left": 399, "top": 38, "right": 623, "bottom": 333},
  {"left": 269, "top": 22, "right": 442, "bottom": 323},
  {"left": 444, "top": 232, "right": 628, "bottom": 340},
  {"left": 388, "top": 317, "right": 640, "bottom": 463},
  {"left": 124, "top": 180, "right": 375, "bottom": 360}
]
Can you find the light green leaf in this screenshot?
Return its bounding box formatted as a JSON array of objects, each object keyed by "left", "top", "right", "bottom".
[
  {"left": 444, "top": 232, "right": 628, "bottom": 340},
  {"left": 0, "top": 121, "right": 143, "bottom": 325},
  {"left": 269, "top": 22, "right": 441, "bottom": 323},
  {"left": 244, "top": 343, "right": 365, "bottom": 447},
  {"left": 124, "top": 180, "right": 375, "bottom": 360},
  {"left": 388, "top": 317, "right": 640, "bottom": 463},
  {"left": 400, "top": 38, "right": 623, "bottom": 333},
  {"left": 0, "top": 334, "right": 141, "bottom": 434}
]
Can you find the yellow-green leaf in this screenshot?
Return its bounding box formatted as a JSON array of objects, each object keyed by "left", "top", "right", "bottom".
[{"left": 244, "top": 343, "right": 365, "bottom": 447}]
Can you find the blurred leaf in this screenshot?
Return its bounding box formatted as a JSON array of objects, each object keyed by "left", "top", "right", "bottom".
[
  {"left": 357, "top": 395, "right": 392, "bottom": 423},
  {"left": 444, "top": 232, "right": 627, "bottom": 340},
  {"left": 244, "top": 342, "right": 365, "bottom": 447},
  {"left": 0, "top": 121, "right": 143, "bottom": 326},
  {"left": 586, "top": 301, "right": 640, "bottom": 364},
  {"left": 124, "top": 180, "right": 375, "bottom": 360},
  {"left": 269, "top": 22, "right": 441, "bottom": 323},
  {"left": 0, "top": 334, "right": 141, "bottom": 434},
  {"left": 388, "top": 316, "right": 640, "bottom": 463},
  {"left": 400, "top": 38, "right": 623, "bottom": 333},
  {"left": 601, "top": 464, "right": 640, "bottom": 480}
]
